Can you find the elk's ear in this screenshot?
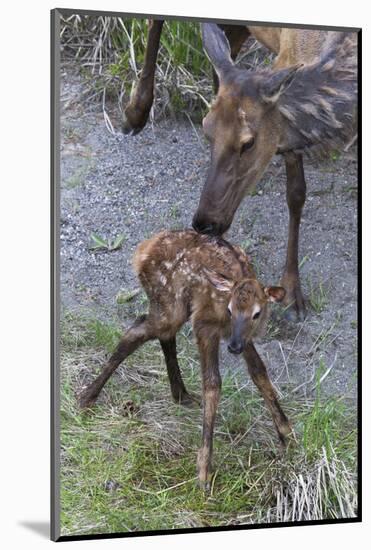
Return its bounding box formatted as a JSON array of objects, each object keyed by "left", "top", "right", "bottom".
[
  {"left": 264, "top": 286, "right": 286, "bottom": 303},
  {"left": 201, "top": 23, "right": 234, "bottom": 79},
  {"left": 204, "top": 269, "right": 234, "bottom": 293},
  {"left": 260, "top": 65, "right": 303, "bottom": 103}
]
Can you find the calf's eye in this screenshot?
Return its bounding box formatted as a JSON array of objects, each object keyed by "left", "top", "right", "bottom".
[{"left": 252, "top": 310, "right": 261, "bottom": 320}]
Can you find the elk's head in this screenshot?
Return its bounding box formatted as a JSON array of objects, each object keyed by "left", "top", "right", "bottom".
[
  {"left": 192, "top": 23, "right": 302, "bottom": 235},
  {"left": 205, "top": 270, "right": 285, "bottom": 354}
]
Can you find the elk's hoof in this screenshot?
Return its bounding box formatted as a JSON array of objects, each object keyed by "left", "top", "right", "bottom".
[
  {"left": 282, "top": 290, "right": 306, "bottom": 322},
  {"left": 122, "top": 111, "right": 147, "bottom": 136},
  {"left": 283, "top": 305, "right": 306, "bottom": 323}
]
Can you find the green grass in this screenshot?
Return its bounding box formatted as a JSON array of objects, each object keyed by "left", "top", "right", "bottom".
[
  {"left": 60, "top": 311, "right": 358, "bottom": 536},
  {"left": 307, "top": 277, "right": 329, "bottom": 313}
]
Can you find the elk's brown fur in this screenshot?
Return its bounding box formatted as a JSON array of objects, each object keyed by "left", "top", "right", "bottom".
[
  {"left": 121, "top": 22, "right": 357, "bottom": 322},
  {"left": 79, "top": 229, "right": 290, "bottom": 489}
]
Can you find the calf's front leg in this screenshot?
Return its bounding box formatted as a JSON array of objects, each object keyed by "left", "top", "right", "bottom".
[
  {"left": 159, "top": 337, "right": 198, "bottom": 407},
  {"left": 243, "top": 342, "right": 291, "bottom": 446},
  {"left": 194, "top": 323, "right": 221, "bottom": 490}
]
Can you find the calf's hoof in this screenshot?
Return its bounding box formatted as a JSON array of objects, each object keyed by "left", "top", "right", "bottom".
[
  {"left": 174, "top": 391, "right": 201, "bottom": 408},
  {"left": 198, "top": 478, "right": 212, "bottom": 494},
  {"left": 277, "top": 421, "right": 296, "bottom": 452},
  {"left": 78, "top": 388, "right": 98, "bottom": 410},
  {"left": 197, "top": 449, "right": 213, "bottom": 492}
]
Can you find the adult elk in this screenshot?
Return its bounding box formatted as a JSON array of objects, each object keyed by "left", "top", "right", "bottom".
[{"left": 122, "top": 22, "right": 357, "bottom": 321}]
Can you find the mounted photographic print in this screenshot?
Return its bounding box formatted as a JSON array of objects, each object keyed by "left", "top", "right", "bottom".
[{"left": 51, "top": 8, "right": 361, "bottom": 541}]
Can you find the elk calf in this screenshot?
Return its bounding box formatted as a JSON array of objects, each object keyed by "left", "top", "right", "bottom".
[{"left": 79, "top": 229, "right": 291, "bottom": 489}]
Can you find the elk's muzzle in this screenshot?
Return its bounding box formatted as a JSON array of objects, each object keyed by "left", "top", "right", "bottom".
[{"left": 192, "top": 214, "right": 229, "bottom": 236}]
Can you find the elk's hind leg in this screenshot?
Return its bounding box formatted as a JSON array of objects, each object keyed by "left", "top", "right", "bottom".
[
  {"left": 281, "top": 151, "right": 307, "bottom": 322},
  {"left": 122, "top": 20, "right": 164, "bottom": 135},
  {"left": 243, "top": 342, "right": 292, "bottom": 446},
  {"left": 160, "top": 337, "right": 199, "bottom": 407},
  {"left": 79, "top": 315, "right": 155, "bottom": 409}
]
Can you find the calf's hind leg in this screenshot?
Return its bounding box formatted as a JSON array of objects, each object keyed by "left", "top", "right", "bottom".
[
  {"left": 243, "top": 343, "right": 291, "bottom": 446},
  {"left": 79, "top": 315, "right": 155, "bottom": 409},
  {"left": 160, "top": 337, "right": 198, "bottom": 407}
]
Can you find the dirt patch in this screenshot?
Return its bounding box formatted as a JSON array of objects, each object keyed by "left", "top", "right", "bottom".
[{"left": 60, "top": 68, "right": 358, "bottom": 398}]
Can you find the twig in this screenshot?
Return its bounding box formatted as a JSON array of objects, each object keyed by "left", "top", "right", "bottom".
[
  {"left": 309, "top": 353, "right": 338, "bottom": 392},
  {"left": 185, "top": 113, "right": 206, "bottom": 151},
  {"left": 278, "top": 341, "right": 290, "bottom": 382}
]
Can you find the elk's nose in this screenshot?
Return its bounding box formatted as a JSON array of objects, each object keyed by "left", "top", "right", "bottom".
[
  {"left": 228, "top": 342, "right": 243, "bottom": 355},
  {"left": 192, "top": 215, "right": 226, "bottom": 236}
]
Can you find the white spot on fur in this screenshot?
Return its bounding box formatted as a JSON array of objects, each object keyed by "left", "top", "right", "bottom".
[{"left": 159, "top": 274, "right": 167, "bottom": 285}]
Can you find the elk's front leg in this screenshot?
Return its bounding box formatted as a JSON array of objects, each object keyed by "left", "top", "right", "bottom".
[
  {"left": 194, "top": 324, "right": 221, "bottom": 490},
  {"left": 243, "top": 342, "right": 291, "bottom": 446},
  {"left": 79, "top": 315, "right": 155, "bottom": 409},
  {"left": 281, "top": 151, "right": 307, "bottom": 322},
  {"left": 122, "top": 19, "right": 164, "bottom": 135},
  {"left": 160, "top": 337, "right": 199, "bottom": 407}
]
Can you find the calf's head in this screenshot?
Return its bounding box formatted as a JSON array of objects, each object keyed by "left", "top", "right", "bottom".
[{"left": 206, "top": 271, "right": 285, "bottom": 354}]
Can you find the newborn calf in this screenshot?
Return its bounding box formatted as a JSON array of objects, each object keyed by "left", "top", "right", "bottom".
[{"left": 79, "top": 229, "right": 291, "bottom": 488}]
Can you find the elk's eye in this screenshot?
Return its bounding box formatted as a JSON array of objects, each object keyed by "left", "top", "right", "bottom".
[
  {"left": 252, "top": 310, "right": 261, "bottom": 320},
  {"left": 240, "top": 138, "right": 255, "bottom": 155}
]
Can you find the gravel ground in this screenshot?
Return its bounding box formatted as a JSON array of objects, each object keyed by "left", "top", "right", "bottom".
[{"left": 60, "top": 68, "right": 358, "bottom": 398}]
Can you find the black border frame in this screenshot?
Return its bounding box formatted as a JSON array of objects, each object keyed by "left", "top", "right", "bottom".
[{"left": 51, "top": 8, "right": 362, "bottom": 542}]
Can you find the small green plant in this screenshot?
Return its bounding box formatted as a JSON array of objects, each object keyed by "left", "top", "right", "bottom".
[
  {"left": 168, "top": 204, "right": 181, "bottom": 221},
  {"left": 89, "top": 233, "right": 126, "bottom": 252},
  {"left": 251, "top": 259, "right": 261, "bottom": 278},
  {"left": 308, "top": 277, "right": 329, "bottom": 313},
  {"left": 299, "top": 255, "right": 310, "bottom": 269},
  {"left": 331, "top": 149, "right": 341, "bottom": 161},
  {"left": 240, "top": 238, "right": 252, "bottom": 251},
  {"left": 116, "top": 288, "right": 142, "bottom": 305}
]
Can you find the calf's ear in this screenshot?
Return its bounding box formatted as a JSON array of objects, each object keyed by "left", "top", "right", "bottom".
[
  {"left": 264, "top": 286, "right": 286, "bottom": 302},
  {"left": 203, "top": 268, "right": 234, "bottom": 293}
]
